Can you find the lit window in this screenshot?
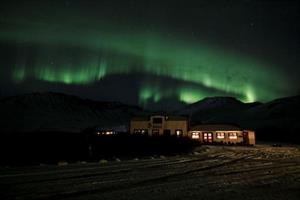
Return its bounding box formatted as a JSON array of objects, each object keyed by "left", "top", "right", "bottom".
[
  {"left": 141, "top": 129, "right": 148, "bottom": 135},
  {"left": 229, "top": 132, "right": 237, "bottom": 139},
  {"left": 176, "top": 130, "right": 183, "bottom": 136},
  {"left": 152, "top": 129, "right": 159, "bottom": 135},
  {"left": 134, "top": 129, "right": 141, "bottom": 134},
  {"left": 192, "top": 132, "right": 199, "bottom": 139},
  {"left": 203, "top": 132, "right": 212, "bottom": 140},
  {"left": 217, "top": 132, "right": 225, "bottom": 139}
]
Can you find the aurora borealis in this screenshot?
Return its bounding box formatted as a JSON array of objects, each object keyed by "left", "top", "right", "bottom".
[{"left": 1, "top": 1, "right": 299, "bottom": 108}]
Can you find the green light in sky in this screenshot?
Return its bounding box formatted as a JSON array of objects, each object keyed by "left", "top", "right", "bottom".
[
  {"left": 139, "top": 87, "right": 152, "bottom": 105},
  {"left": 244, "top": 86, "right": 256, "bottom": 103},
  {"left": 1, "top": 18, "right": 294, "bottom": 104},
  {"left": 12, "top": 66, "right": 25, "bottom": 83},
  {"left": 139, "top": 83, "right": 176, "bottom": 106},
  {"left": 179, "top": 88, "right": 205, "bottom": 104},
  {"left": 139, "top": 87, "right": 162, "bottom": 105}
]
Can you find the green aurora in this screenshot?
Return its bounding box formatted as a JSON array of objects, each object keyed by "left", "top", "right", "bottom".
[{"left": 0, "top": 18, "right": 295, "bottom": 105}]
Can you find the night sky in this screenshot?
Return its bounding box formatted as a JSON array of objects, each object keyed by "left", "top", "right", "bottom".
[{"left": 0, "top": 0, "right": 299, "bottom": 108}]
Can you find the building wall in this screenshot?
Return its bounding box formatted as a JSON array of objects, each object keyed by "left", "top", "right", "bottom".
[
  {"left": 130, "top": 121, "right": 149, "bottom": 134},
  {"left": 247, "top": 131, "right": 256, "bottom": 145},
  {"left": 130, "top": 115, "right": 188, "bottom": 136},
  {"left": 163, "top": 120, "right": 188, "bottom": 136},
  {"left": 189, "top": 130, "right": 244, "bottom": 144},
  {"left": 215, "top": 131, "right": 244, "bottom": 144},
  {"left": 131, "top": 116, "right": 255, "bottom": 145}
]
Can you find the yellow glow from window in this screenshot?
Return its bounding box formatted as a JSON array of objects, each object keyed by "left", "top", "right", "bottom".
[
  {"left": 192, "top": 132, "right": 199, "bottom": 139},
  {"left": 229, "top": 132, "right": 237, "bottom": 139},
  {"left": 216, "top": 132, "right": 225, "bottom": 139}
]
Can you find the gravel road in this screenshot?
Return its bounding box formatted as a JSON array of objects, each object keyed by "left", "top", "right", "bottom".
[{"left": 1, "top": 145, "right": 299, "bottom": 200}]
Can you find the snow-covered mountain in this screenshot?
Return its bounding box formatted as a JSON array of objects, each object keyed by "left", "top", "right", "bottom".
[{"left": 0, "top": 92, "right": 146, "bottom": 133}]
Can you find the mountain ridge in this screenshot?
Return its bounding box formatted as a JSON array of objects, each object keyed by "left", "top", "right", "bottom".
[
  {"left": 0, "top": 92, "right": 299, "bottom": 143},
  {"left": 0, "top": 92, "right": 146, "bottom": 133}
]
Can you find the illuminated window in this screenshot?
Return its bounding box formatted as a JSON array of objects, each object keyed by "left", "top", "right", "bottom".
[
  {"left": 134, "top": 129, "right": 141, "bottom": 134},
  {"left": 203, "top": 132, "right": 213, "bottom": 141},
  {"left": 152, "top": 129, "right": 159, "bottom": 136},
  {"left": 217, "top": 132, "right": 225, "bottom": 139},
  {"left": 192, "top": 132, "right": 199, "bottom": 139},
  {"left": 229, "top": 132, "right": 237, "bottom": 139},
  {"left": 141, "top": 129, "right": 148, "bottom": 135},
  {"left": 105, "top": 131, "right": 113, "bottom": 135},
  {"left": 176, "top": 129, "right": 183, "bottom": 137}
]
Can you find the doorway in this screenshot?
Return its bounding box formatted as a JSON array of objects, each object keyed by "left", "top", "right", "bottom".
[{"left": 203, "top": 132, "right": 213, "bottom": 143}]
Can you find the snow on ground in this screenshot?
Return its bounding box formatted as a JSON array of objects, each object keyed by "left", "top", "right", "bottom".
[{"left": 0, "top": 144, "right": 300, "bottom": 200}]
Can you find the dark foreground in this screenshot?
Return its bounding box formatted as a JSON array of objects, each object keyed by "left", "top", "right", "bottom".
[
  {"left": 1, "top": 145, "right": 300, "bottom": 200},
  {"left": 0, "top": 133, "right": 196, "bottom": 165}
]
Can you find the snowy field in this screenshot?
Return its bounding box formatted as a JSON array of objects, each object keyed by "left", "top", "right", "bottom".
[{"left": 1, "top": 145, "right": 300, "bottom": 200}]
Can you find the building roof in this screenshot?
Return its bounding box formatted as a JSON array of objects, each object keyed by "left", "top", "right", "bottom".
[
  {"left": 131, "top": 115, "right": 188, "bottom": 121},
  {"left": 165, "top": 116, "right": 188, "bottom": 121},
  {"left": 190, "top": 124, "right": 241, "bottom": 131},
  {"left": 131, "top": 116, "right": 149, "bottom": 121}
]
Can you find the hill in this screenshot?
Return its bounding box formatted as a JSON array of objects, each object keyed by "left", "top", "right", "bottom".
[
  {"left": 177, "top": 96, "right": 259, "bottom": 122},
  {"left": 1, "top": 92, "right": 299, "bottom": 142},
  {"left": 177, "top": 96, "right": 300, "bottom": 142},
  {"left": 0, "top": 92, "right": 146, "bottom": 133}
]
